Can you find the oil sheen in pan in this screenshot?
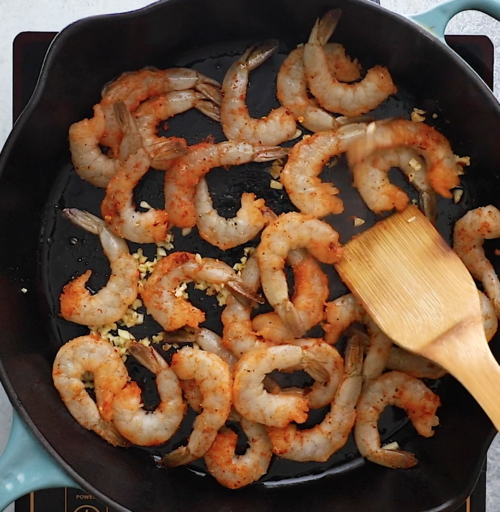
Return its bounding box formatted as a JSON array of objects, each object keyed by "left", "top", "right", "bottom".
[{"left": 40, "top": 39, "right": 473, "bottom": 485}]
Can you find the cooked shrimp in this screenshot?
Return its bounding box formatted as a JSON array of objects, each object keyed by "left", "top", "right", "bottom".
[
  {"left": 59, "top": 208, "right": 139, "bottom": 328},
  {"left": 232, "top": 344, "right": 329, "bottom": 428},
  {"left": 111, "top": 342, "right": 186, "bottom": 446},
  {"left": 276, "top": 44, "right": 361, "bottom": 132},
  {"left": 133, "top": 90, "right": 219, "bottom": 168},
  {"left": 195, "top": 178, "right": 276, "bottom": 250},
  {"left": 362, "top": 318, "right": 393, "bottom": 382},
  {"left": 266, "top": 333, "right": 363, "bottom": 462},
  {"left": 221, "top": 40, "right": 298, "bottom": 146},
  {"left": 204, "top": 412, "right": 273, "bottom": 489},
  {"left": 354, "top": 371, "right": 441, "bottom": 468},
  {"left": 165, "top": 141, "right": 288, "bottom": 229},
  {"left": 303, "top": 10, "right": 397, "bottom": 117},
  {"left": 352, "top": 147, "right": 437, "bottom": 221},
  {"left": 279, "top": 123, "right": 367, "bottom": 217},
  {"left": 252, "top": 250, "right": 329, "bottom": 343},
  {"left": 99, "top": 67, "right": 220, "bottom": 154},
  {"left": 347, "top": 119, "right": 461, "bottom": 198},
  {"left": 479, "top": 290, "right": 499, "bottom": 340},
  {"left": 52, "top": 335, "right": 130, "bottom": 447},
  {"left": 141, "top": 251, "right": 262, "bottom": 332},
  {"left": 453, "top": 205, "right": 500, "bottom": 316},
  {"left": 158, "top": 346, "right": 232, "bottom": 467},
  {"left": 257, "top": 212, "right": 343, "bottom": 337},
  {"left": 323, "top": 293, "right": 366, "bottom": 344}
]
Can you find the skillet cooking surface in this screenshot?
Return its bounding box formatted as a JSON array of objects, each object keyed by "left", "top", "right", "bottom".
[{"left": 2, "top": 0, "right": 500, "bottom": 510}]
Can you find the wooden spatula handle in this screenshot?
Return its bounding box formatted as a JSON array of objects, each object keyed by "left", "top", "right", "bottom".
[{"left": 421, "top": 319, "right": 500, "bottom": 432}]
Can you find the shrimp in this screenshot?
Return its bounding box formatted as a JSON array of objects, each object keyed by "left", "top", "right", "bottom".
[
  {"left": 165, "top": 141, "right": 288, "bottom": 229},
  {"left": 158, "top": 346, "right": 232, "bottom": 467},
  {"left": 195, "top": 178, "right": 276, "bottom": 250},
  {"left": 323, "top": 293, "right": 366, "bottom": 345},
  {"left": 99, "top": 67, "right": 221, "bottom": 154},
  {"left": 52, "top": 335, "right": 130, "bottom": 447},
  {"left": 133, "top": 90, "right": 219, "bottom": 168},
  {"left": 111, "top": 342, "right": 186, "bottom": 446},
  {"left": 303, "top": 10, "right": 397, "bottom": 117},
  {"left": 453, "top": 205, "right": 500, "bottom": 316},
  {"left": 354, "top": 371, "right": 441, "bottom": 468},
  {"left": 352, "top": 147, "right": 437, "bottom": 222},
  {"left": 279, "top": 123, "right": 368, "bottom": 217},
  {"left": 276, "top": 44, "right": 361, "bottom": 132},
  {"left": 100, "top": 102, "right": 183, "bottom": 244},
  {"left": 266, "top": 333, "right": 363, "bottom": 462},
  {"left": 252, "top": 250, "right": 329, "bottom": 343},
  {"left": 362, "top": 318, "right": 394, "bottom": 382},
  {"left": 257, "top": 212, "right": 342, "bottom": 337},
  {"left": 59, "top": 208, "right": 139, "bottom": 328},
  {"left": 232, "top": 344, "right": 329, "bottom": 428},
  {"left": 221, "top": 40, "right": 298, "bottom": 146},
  {"left": 204, "top": 411, "right": 273, "bottom": 489},
  {"left": 141, "top": 252, "right": 262, "bottom": 332},
  {"left": 347, "top": 119, "right": 461, "bottom": 198}
]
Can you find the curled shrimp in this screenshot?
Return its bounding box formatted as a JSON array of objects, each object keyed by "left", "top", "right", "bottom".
[
  {"left": 279, "top": 123, "right": 367, "bottom": 217},
  {"left": 267, "top": 333, "right": 363, "bottom": 462},
  {"left": 352, "top": 147, "right": 437, "bottom": 221},
  {"left": 347, "top": 118, "right": 462, "bottom": 198},
  {"left": 257, "top": 212, "right": 343, "bottom": 338},
  {"left": 133, "top": 90, "right": 219, "bottom": 169},
  {"left": 303, "top": 9, "right": 397, "bottom": 116},
  {"left": 52, "top": 335, "right": 130, "bottom": 447},
  {"left": 99, "top": 67, "right": 221, "bottom": 154},
  {"left": 453, "top": 205, "right": 500, "bottom": 316},
  {"left": 141, "top": 251, "right": 262, "bottom": 332},
  {"left": 165, "top": 141, "right": 288, "bottom": 229},
  {"left": 323, "top": 293, "right": 366, "bottom": 344},
  {"left": 158, "top": 346, "right": 232, "bottom": 467},
  {"left": 59, "top": 208, "right": 139, "bottom": 328},
  {"left": 111, "top": 342, "right": 186, "bottom": 446},
  {"left": 204, "top": 411, "right": 273, "bottom": 489},
  {"left": 221, "top": 40, "right": 298, "bottom": 146},
  {"left": 195, "top": 178, "right": 276, "bottom": 250},
  {"left": 232, "top": 344, "right": 329, "bottom": 428},
  {"left": 277, "top": 44, "right": 361, "bottom": 132},
  {"left": 252, "top": 249, "right": 329, "bottom": 343},
  {"left": 354, "top": 371, "right": 441, "bottom": 468}
]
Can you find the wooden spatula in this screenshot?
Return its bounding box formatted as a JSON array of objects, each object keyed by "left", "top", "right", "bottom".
[{"left": 335, "top": 204, "right": 500, "bottom": 431}]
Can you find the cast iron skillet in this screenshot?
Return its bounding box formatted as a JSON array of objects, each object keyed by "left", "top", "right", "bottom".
[{"left": 1, "top": 0, "right": 500, "bottom": 510}]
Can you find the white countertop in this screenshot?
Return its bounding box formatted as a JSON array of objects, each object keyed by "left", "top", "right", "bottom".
[{"left": 0, "top": 1, "right": 499, "bottom": 511}]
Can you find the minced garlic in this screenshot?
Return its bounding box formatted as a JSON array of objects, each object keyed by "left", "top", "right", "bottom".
[
  {"left": 269, "top": 159, "right": 284, "bottom": 179},
  {"left": 453, "top": 188, "right": 464, "bottom": 204},
  {"left": 270, "top": 180, "right": 283, "bottom": 190},
  {"left": 411, "top": 108, "right": 426, "bottom": 122},
  {"left": 182, "top": 228, "right": 192, "bottom": 236},
  {"left": 408, "top": 158, "right": 422, "bottom": 172},
  {"left": 353, "top": 217, "right": 365, "bottom": 227}
]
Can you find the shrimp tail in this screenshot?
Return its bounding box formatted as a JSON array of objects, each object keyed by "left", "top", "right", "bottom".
[
  {"left": 113, "top": 100, "right": 143, "bottom": 161},
  {"left": 247, "top": 40, "right": 279, "bottom": 71},
  {"left": 302, "top": 354, "right": 330, "bottom": 384},
  {"left": 253, "top": 146, "right": 290, "bottom": 162},
  {"left": 316, "top": 9, "right": 342, "bottom": 45},
  {"left": 195, "top": 100, "right": 221, "bottom": 122},
  {"left": 98, "top": 419, "right": 132, "bottom": 448},
  {"left": 150, "top": 137, "right": 188, "bottom": 167},
  {"left": 366, "top": 448, "right": 418, "bottom": 469},
  {"left": 227, "top": 279, "right": 265, "bottom": 305},
  {"left": 275, "top": 300, "right": 306, "bottom": 338},
  {"left": 159, "top": 446, "right": 192, "bottom": 468},
  {"left": 62, "top": 208, "right": 104, "bottom": 236},
  {"left": 420, "top": 190, "right": 437, "bottom": 224},
  {"left": 128, "top": 341, "right": 163, "bottom": 374},
  {"left": 196, "top": 83, "right": 223, "bottom": 106}
]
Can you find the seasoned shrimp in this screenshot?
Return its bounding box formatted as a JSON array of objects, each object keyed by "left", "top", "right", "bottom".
[
  {"left": 279, "top": 123, "right": 367, "bottom": 217},
  {"left": 354, "top": 371, "right": 441, "bottom": 468},
  {"left": 252, "top": 250, "right": 329, "bottom": 343},
  {"left": 276, "top": 44, "right": 361, "bottom": 132},
  {"left": 158, "top": 346, "right": 232, "bottom": 467},
  {"left": 347, "top": 119, "right": 462, "bottom": 198},
  {"left": 133, "top": 90, "right": 219, "bottom": 168},
  {"left": 323, "top": 293, "right": 366, "bottom": 344},
  {"left": 112, "top": 342, "right": 186, "bottom": 446},
  {"left": 141, "top": 252, "right": 262, "bottom": 332},
  {"left": 352, "top": 147, "right": 437, "bottom": 221},
  {"left": 267, "top": 333, "right": 363, "bottom": 462},
  {"left": 303, "top": 10, "right": 397, "bottom": 117},
  {"left": 165, "top": 141, "right": 288, "bottom": 229},
  {"left": 204, "top": 411, "right": 273, "bottom": 489},
  {"left": 257, "top": 212, "right": 343, "bottom": 338},
  {"left": 195, "top": 178, "right": 276, "bottom": 250},
  {"left": 99, "top": 67, "right": 221, "bottom": 154},
  {"left": 453, "top": 205, "right": 500, "bottom": 316},
  {"left": 221, "top": 40, "right": 298, "bottom": 146},
  {"left": 232, "top": 344, "right": 329, "bottom": 428},
  {"left": 52, "top": 335, "right": 130, "bottom": 447},
  {"left": 59, "top": 208, "right": 139, "bottom": 328}
]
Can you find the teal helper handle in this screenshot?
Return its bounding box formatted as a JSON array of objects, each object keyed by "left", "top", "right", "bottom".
[
  {"left": 409, "top": 0, "right": 500, "bottom": 42},
  {"left": 0, "top": 411, "right": 77, "bottom": 512}
]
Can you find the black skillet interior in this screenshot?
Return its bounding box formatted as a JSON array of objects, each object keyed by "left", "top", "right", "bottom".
[{"left": 1, "top": 0, "right": 500, "bottom": 511}]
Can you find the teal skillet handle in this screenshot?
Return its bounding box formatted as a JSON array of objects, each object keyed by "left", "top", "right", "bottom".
[
  {"left": 0, "top": 411, "right": 77, "bottom": 512},
  {"left": 409, "top": 0, "right": 500, "bottom": 42}
]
